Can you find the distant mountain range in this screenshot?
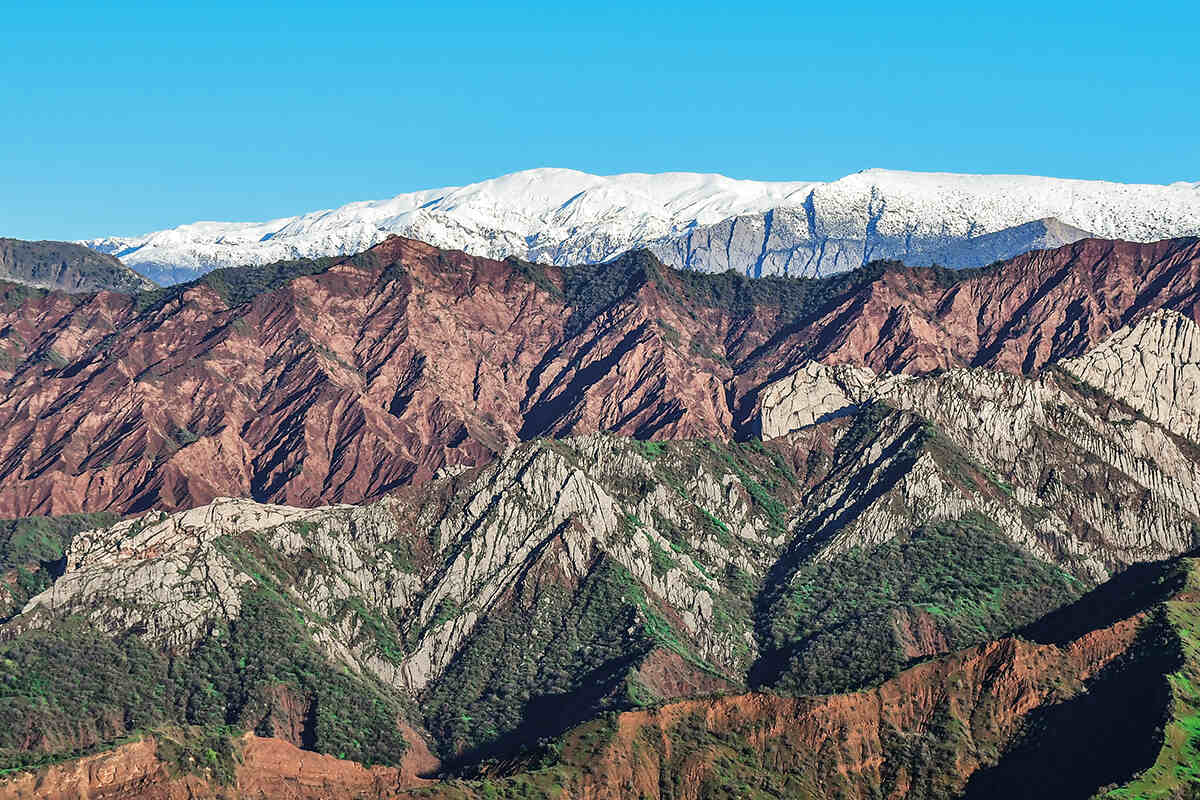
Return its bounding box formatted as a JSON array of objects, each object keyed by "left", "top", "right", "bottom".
[
  {"left": 0, "top": 238, "right": 154, "bottom": 293},
  {"left": 80, "top": 168, "right": 1200, "bottom": 285}
]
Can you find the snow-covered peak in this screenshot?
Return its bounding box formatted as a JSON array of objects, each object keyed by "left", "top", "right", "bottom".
[{"left": 81, "top": 167, "right": 1200, "bottom": 285}]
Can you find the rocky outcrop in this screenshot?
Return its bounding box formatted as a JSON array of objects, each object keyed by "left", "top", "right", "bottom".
[
  {"left": 0, "top": 238, "right": 747, "bottom": 516},
  {"left": 12, "top": 436, "right": 791, "bottom": 691},
  {"left": 0, "top": 238, "right": 154, "bottom": 293},
  {"left": 10, "top": 500, "right": 362, "bottom": 650},
  {"left": 0, "top": 436, "right": 801, "bottom": 772},
  {"left": 760, "top": 314, "right": 1200, "bottom": 579},
  {"left": 0, "top": 737, "right": 201, "bottom": 800},
  {"left": 5, "top": 386, "right": 1194, "bottom": 765},
  {"left": 7, "top": 554, "right": 1198, "bottom": 799},
  {"left": 758, "top": 360, "right": 880, "bottom": 435},
  {"left": 3, "top": 384, "right": 1198, "bottom": 787},
  {"left": 399, "top": 556, "right": 1200, "bottom": 799},
  {"left": 555, "top": 620, "right": 1144, "bottom": 800},
  {"left": 1059, "top": 308, "right": 1200, "bottom": 443},
  {"left": 0, "top": 423, "right": 1104, "bottom": 771},
  {"left": 742, "top": 236, "right": 1200, "bottom": 381}
]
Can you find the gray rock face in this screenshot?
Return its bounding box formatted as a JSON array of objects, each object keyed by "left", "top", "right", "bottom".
[
  {"left": 1059, "top": 308, "right": 1200, "bottom": 443},
  {"left": 13, "top": 437, "right": 786, "bottom": 692},
  {"left": 760, "top": 311, "right": 1200, "bottom": 579}
]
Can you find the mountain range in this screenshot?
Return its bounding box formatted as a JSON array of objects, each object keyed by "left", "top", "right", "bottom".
[
  {"left": 81, "top": 168, "right": 1200, "bottom": 285},
  {"left": 0, "top": 234, "right": 1197, "bottom": 517},
  {"left": 1, "top": 231, "right": 1200, "bottom": 798}
]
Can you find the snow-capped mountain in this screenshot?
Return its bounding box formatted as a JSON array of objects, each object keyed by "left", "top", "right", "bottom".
[{"left": 83, "top": 168, "right": 1200, "bottom": 285}]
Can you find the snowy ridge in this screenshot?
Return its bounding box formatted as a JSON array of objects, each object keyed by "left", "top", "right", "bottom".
[{"left": 83, "top": 167, "right": 1200, "bottom": 285}]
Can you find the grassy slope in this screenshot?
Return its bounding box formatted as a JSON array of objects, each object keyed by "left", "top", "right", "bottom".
[{"left": 759, "top": 514, "right": 1087, "bottom": 695}]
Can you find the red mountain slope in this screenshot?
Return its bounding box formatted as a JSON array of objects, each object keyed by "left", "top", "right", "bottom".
[{"left": 0, "top": 235, "right": 1195, "bottom": 516}]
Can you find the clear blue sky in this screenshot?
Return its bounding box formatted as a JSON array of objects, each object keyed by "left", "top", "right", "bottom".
[{"left": 3, "top": 1, "right": 1197, "bottom": 241}]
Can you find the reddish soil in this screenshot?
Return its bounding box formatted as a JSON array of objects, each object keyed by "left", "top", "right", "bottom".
[{"left": 0, "top": 732, "right": 435, "bottom": 800}]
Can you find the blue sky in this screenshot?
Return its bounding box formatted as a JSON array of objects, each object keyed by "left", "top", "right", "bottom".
[{"left": 3, "top": 1, "right": 1197, "bottom": 240}]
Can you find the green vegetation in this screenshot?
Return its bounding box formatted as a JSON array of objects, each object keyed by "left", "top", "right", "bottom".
[
  {"left": 524, "top": 250, "right": 980, "bottom": 347},
  {"left": 0, "top": 512, "right": 120, "bottom": 620},
  {"left": 156, "top": 726, "right": 242, "bottom": 786},
  {"left": 0, "top": 515, "right": 418, "bottom": 775},
  {"left": 633, "top": 439, "right": 666, "bottom": 460},
  {"left": 550, "top": 251, "right": 924, "bottom": 346},
  {"left": 0, "top": 585, "right": 410, "bottom": 772},
  {"left": 43, "top": 349, "right": 70, "bottom": 368},
  {"left": 667, "top": 258, "right": 989, "bottom": 323},
  {"left": 398, "top": 435, "right": 798, "bottom": 765},
  {"left": 134, "top": 254, "right": 341, "bottom": 313},
  {"left": 504, "top": 256, "right": 564, "bottom": 301},
  {"left": 201, "top": 255, "right": 343, "bottom": 307},
  {"left": 184, "top": 587, "right": 410, "bottom": 765},
  {"left": 705, "top": 441, "right": 790, "bottom": 534},
  {"left": 671, "top": 259, "right": 892, "bottom": 323},
  {"left": 759, "top": 514, "right": 1089, "bottom": 694},
  {"left": 649, "top": 538, "right": 676, "bottom": 578},
  {"left": 622, "top": 711, "right": 816, "bottom": 800},
  {"left": 0, "top": 619, "right": 171, "bottom": 772},
  {"left": 558, "top": 250, "right": 660, "bottom": 337},
  {"left": 420, "top": 558, "right": 654, "bottom": 764},
  {"left": 0, "top": 512, "right": 119, "bottom": 571},
  {"left": 0, "top": 281, "right": 48, "bottom": 311},
  {"left": 173, "top": 426, "right": 200, "bottom": 446},
  {"left": 416, "top": 556, "right": 1200, "bottom": 800},
  {"left": 608, "top": 562, "right": 728, "bottom": 681}
]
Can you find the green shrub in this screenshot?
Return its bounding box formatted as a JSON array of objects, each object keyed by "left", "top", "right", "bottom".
[{"left": 759, "top": 514, "right": 1089, "bottom": 694}]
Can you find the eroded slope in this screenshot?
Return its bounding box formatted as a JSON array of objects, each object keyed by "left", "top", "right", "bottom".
[{"left": 0, "top": 236, "right": 1198, "bottom": 516}]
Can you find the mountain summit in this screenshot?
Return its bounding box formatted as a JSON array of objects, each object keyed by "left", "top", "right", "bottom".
[{"left": 82, "top": 168, "right": 1200, "bottom": 284}]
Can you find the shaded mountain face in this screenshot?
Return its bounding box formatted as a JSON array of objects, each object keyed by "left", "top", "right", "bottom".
[
  {"left": 0, "top": 238, "right": 155, "bottom": 293},
  {"left": 0, "top": 235, "right": 1197, "bottom": 517},
  {"left": 911, "top": 216, "right": 1093, "bottom": 270},
  {"left": 79, "top": 167, "right": 1200, "bottom": 284}
]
